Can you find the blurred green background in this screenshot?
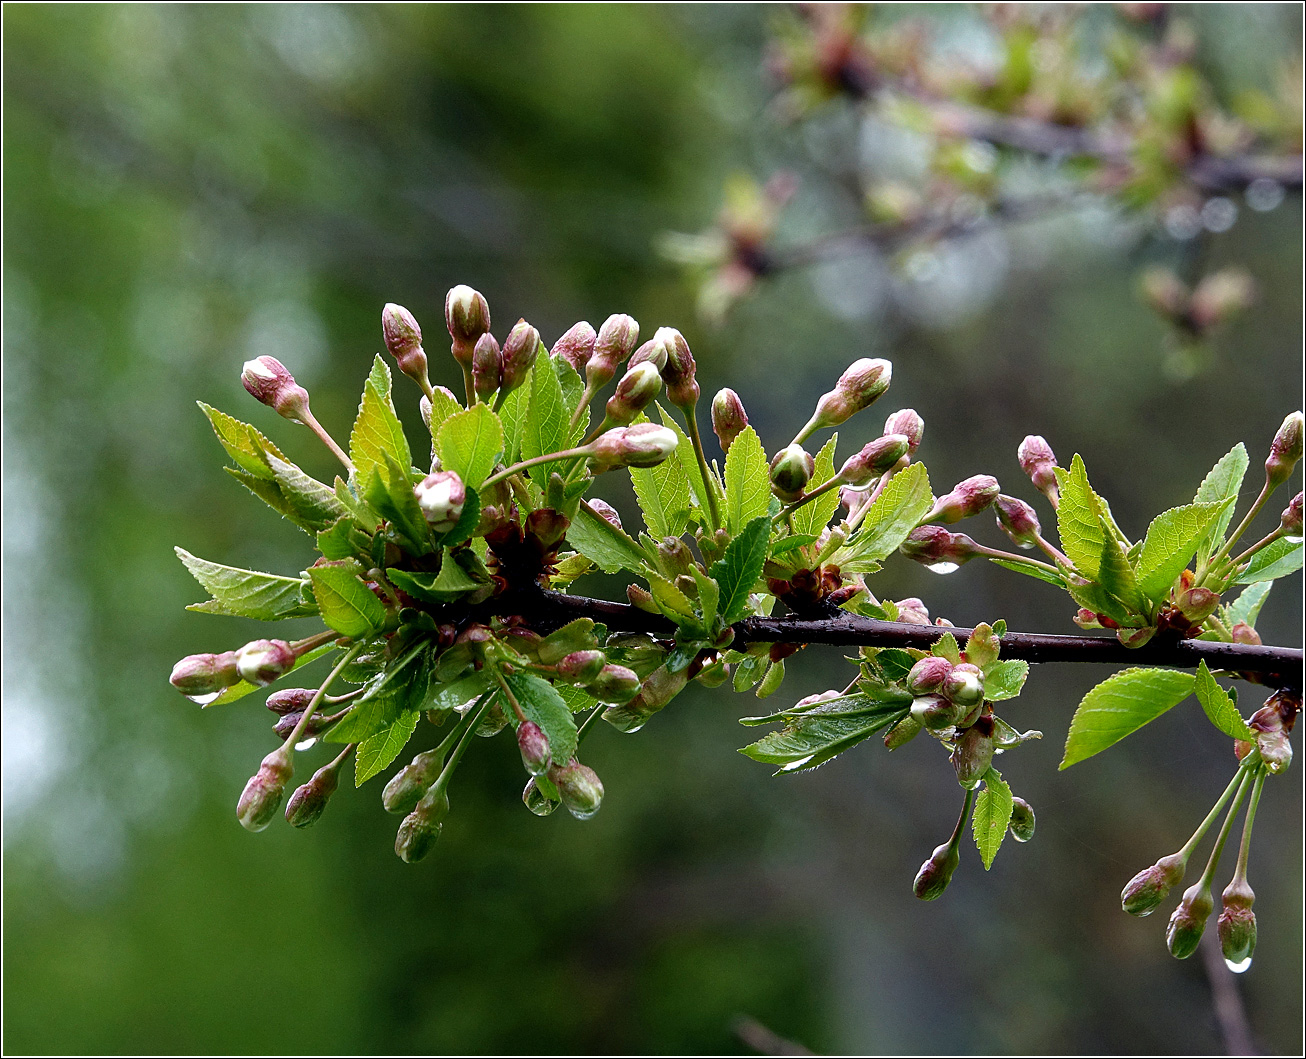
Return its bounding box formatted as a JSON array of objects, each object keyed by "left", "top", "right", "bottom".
[{"left": 3, "top": 4, "right": 1301, "bottom": 1054}]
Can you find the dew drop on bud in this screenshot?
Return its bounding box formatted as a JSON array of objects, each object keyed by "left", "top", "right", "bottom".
[
  {"left": 295, "top": 737, "right": 317, "bottom": 752},
  {"left": 1225, "top": 956, "right": 1253, "bottom": 974},
  {"left": 926, "top": 562, "right": 960, "bottom": 575}
]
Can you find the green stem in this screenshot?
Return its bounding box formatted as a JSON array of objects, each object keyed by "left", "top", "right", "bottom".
[
  {"left": 568, "top": 381, "right": 597, "bottom": 430},
  {"left": 301, "top": 409, "right": 354, "bottom": 475},
  {"left": 481, "top": 446, "right": 596, "bottom": 490},
  {"left": 1231, "top": 768, "right": 1266, "bottom": 885},
  {"left": 684, "top": 409, "right": 723, "bottom": 531},
  {"left": 975, "top": 543, "right": 1061, "bottom": 574},
  {"left": 948, "top": 786, "right": 979, "bottom": 853},
  {"left": 1195, "top": 770, "right": 1252, "bottom": 890},
  {"left": 1227, "top": 526, "right": 1286, "bottom": 570},
  {"left": 1033, "top": 531, "right": 1071, "bottom": 567},
  {"left": 430, "top": 691, "right": 497, "bottom": 797},
  {"left": 1211, "top": 477, "right": 1274, "bottom": 569},
  {"left": 492, "top": 668, "right": 528, "bottom": 725},
  {"left": 1178, "top": 763, "right": 1253, "bottom": 862},
  {"left": 460, "top": 363, "right": 476, "bottom": 407},
  {"left": 576, "top": 704, "right": 607, "bottom": 745},
  {"left": 291, "top": 629, "right": 341, "bottom": 655},
  {"left": 281, "top": 642, "right": 365, "bottom": 752},
  {"left": 774, "top": 475, "right": 842, "bottom": 525}
]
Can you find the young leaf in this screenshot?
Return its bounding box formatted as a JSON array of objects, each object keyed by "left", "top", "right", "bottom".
[
  {"left": 317, "top": 517, "right": 372, "bottom": 562},
  {"left": 971, "top": 767, "right": 1013, "bottom": 870},
  {"left": 504, "top": 672, "right": 579, "bottom": 766},
  {"left": 690, "top": 566, "right": 720, "bottom": 630},
  {"left": 988, "top": 557, "right": 1066, "bottom": 588},
  {"left": 198, "top": 402, "right": 286, "bottom": 479},
  {"left": 984, "top": 659, "right": 1029, "bottom": 701},
  {"left": 308, "top": 561, "right": 388, "bottom": 639},
  {"left": 1135, "top": 500, "right": 1233, "bottom": 600},
  {"left": 521, "top": 348, "right": 582, "bottom": 487},
  {"left": 263, "top": 451, "right": 348, "bottom": 530},
  {"left": 425, "top": 387, "right": 463, "bottom": 439},
  {"left": 710, "top": 515, "right": 771, "bottom": 625},
  {"left": 739, "top": 695, "right": 909, "bottom": 773},
  {"left": 1194, "top": 662, "right": 1254, "bottom": 740},
  {"left": 388, "top": 562, "right": 484, "bottom": 604},
  {"left": 631, "top": 423, "right": 691, "bottom": 539},
  {"left": 792, "top": 435, "right": 839, "bottom": 538},
  {"left": 355, "top": 709, "right": 421, "bottom": 787},
  {"left": 364, "top": 453, "right": 433, "bottom": 554},
  {"left": 1234, "top": 537, "right": 1303, "bottom": 583},
  {"left": 568, "top": 501, "right": 651, "bottom": 574},
  {"left": 497, "top": 382, "right": 528, "bottom": 467},
  {"left": 176, "top": 547, "right": 316, "bottom": 620},
  {"left": 333, "top": 477, "right": 379, "bottom": 531},
  {"left": 349, "top": 355, "right": 411, "bottom": 485},
  {"left": 1192, "top": 443, "right": 1248, "bottom": 561},
  {"left": 841, "top": 462, "right": 933, "bottom": 564},
  {"left": 326, "top": 642, "right": 430, "bottom": 743},
  {"left": 1060, "top": 668, "right": 1196, "bottom": 768},
  {"left": 437, "top": 404, "right": 504, "bottom": 488},
  {"left": 1226, "top": 581, "right": 1272, "bottom": 629},
  {"left": 1055, "top": 455, "right": 1107, "bottom": 579},
  {"left": 1096, "top": 515, "right": 1146, "bottom": 615},
  {"left": 648, "top": 574, "right": 697, "bottom": 622},
  {"left": 723, "top": 425, "right": 770, "bottom": 535},
  {"left": 932, "top": 632, "right": 961, "bottom": 665}
]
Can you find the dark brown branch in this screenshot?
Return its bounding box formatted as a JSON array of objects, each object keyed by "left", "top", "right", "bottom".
[{"left": 494, "top": 589, "right": 1304, "bottom": 691}]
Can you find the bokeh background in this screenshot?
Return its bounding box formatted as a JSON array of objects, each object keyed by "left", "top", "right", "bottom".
[{"left": 3, "top": 4, "right": 1301, "bottom": 1055}]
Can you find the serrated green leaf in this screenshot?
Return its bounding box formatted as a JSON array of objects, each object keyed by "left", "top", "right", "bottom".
[
  {"left": 932, "top": 632, "right": 961, "bottom": 665},
  {"left": 972, "top": 768, "right": 1013, "bottom": 870},
  {"left": 1226, "top": 581, "right": 1272, "bottom": 628},
  {"left": 349, "top": 356, "right": 411, "bottom": 486},
  {"left": 984, "top": 659, "right": 1029, "bottom": 701},
  {"left": 1135, "top": 500, "right": 1233, "bottom": 600},
  {"left": 556, "top": 683, "right": 598, "bottom": 714},
  {"left": 436, "top": 403, "right": 504, "bottom": 488},
  {"left": 1097, "top": 515, "right": 1146, "bottom": 614},
  {"left": 988, "top": 557, "right": 1066, "bottom": 587},
  {"left": 520, "top": 347, "right": 580, "bottom": 488},
  {"left": 710, "top": 515, "right": 771, "bottom": 624},
  {"left": 504, "top": 672, "right": 578, "bottom": 765},
  {"left": 355, "top": 709, "right": 420, "bottom": 787},
  {"left": 739, "top": 694, "right": 910, "bottom": 773},
  {"left": 723, "top": 425, "right": 771, "bottom": 535},
  {"left": 732, "top": 652, "right": 767, "bottom": 693},
  {"left": 202, "top": 643, "right": 338, "bottom": 707},
  {"left": 333, "top": 477, "right": 379, "bottom": 531},
  {"left": 691, "top": 566, "right": 720, "bottom": 630},
  {"left": 308, "top": 561, "right": 387, "bottom": 638},
  {"left": 840, "top": 462, "right": 933, "bottom": 564},
  {"left": 1059, "top": 566, "right": 1132, "bottom": 625},
  {"left": 648, "top": 573, "right": 696, "bottom": 621},
  {"left": 1234, "top": 537, "right": 1303, "bottom": 583},
  {"left": 631, "top": 421, "right": 691, "bottom": 539},
  {"left": 198, "top": 402, "right": 286, "bottom": 479},
  {"left": 425, "top": 386, "right": 463, "bottom": 438},
  {"left": 226, "top": 462, "right": 342, "bottom": 536},
  {"left": 317, "top": 517, "right": 372, "bottom": 562},
  {"left": 497, "top": 383, "right": 528, "bottom": 467},
  {"left": 264, "top": 451, "right": 348, "bottom": 531},
  {"left": 1055, "top": 455, "right": 1107, "bottom": 579},
  {"left": 793, "top": 435, "right": 840, "bottom": 538},
  {"left": 1193, "top": 443, "right": 1248, "bottom": 562},
  {"left": 326, "top": 641, "right": 430, "bottom": 742},
  {"left": 568, "top": 501, "right": 651, "bottom": 574},
  {"left": 657, "top": 403, "right": 713, "bottom": 525},
  {"left": 1194, "top": 661, "right": 1254, "bottom": 740},
  {"left": 175, "top": 547, "right": 316, "bottom": 619},
  {"left": 769, "top": 533, "right": 820, "bottom": 557},
  {"left": 388, "top": 561, "right": 483, "bottom": 604},
  {"left": 1060, "top": 667, "right": 1196, "bottom": 768}
]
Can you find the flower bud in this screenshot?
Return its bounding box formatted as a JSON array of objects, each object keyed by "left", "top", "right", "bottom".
[
  {"left": 712, "top": 388, "right": 749, "bottom": 454},
  {"left": 415, "top": 470, "right": 466, "bottom": 533},
  {"left": 587, "top": 497, "right": 623, "bottom": 529},
  {"left": 653, "top": 327, "right": 699, "bottom": 410},
  {"left": 588, "top": 424, "right": 679, "bottom": 472},
  {"left": 627, "top": 338, "right": 667, "bottom": 372},
  {"left": 551, "top": 321, "right": 597, "bottom": 374},
  {"left": 241, "top": 356, "right": 311, "bottom": 424},
  {"left": 382, "top": 748, "right": 443, "bottom": 815},
  {"left": 588, "top": 663, "right": 641, "bottom": 704},
  {"left": 1009, "top": 797, "right": 1036, "bottom": 842},
  {"left": 382, "top": 303, "right": 430, "bottom": 388},
  {"left": 899, "top": 525, "right": 983, "bottom": 567},
  {"left": 928, "top": 475, "right": 1000, "bottom": 524},
  {"left": 236, "top": 639, "right": 296, "bottom": 687},
  {"left": 655, "top": 537, "right": 695, "bottom": 579},
  {"left": 285, "top": 757, "right": 342, "bottom": 829},
  {"left": 272, "top": 709, "right": 334, "bottom": 741},
  {"left": 1217, "top": 878, "right": 1256, "bottom": 966},
  {"left": 237, "top": 747, "right": 293, "bottom": 832},
  {"left": 810, "top": 358, "right": 893, "bottom": 431},
  {"left": 471, "top": 332, "right": 502, "bottom": 402},
  {"left": 604, "top": 361, "right": 663, "bottom": 425},
  {"left": 1190, "top": 269, "right": 1254, "bottom": 329},
  {"left": 444, "top": 285, "right": 491, "bottom": 365},
  {"left": 883, "top": 409, "right": 924, "bottom": 455},
  {"left": 883, "top": 713, "right": 923, "bottom": 749},
  {"left": 1176, "top": 586, "right": 1221, "bottom": 625},
  {"left": 913, "top": 840, "right": 959, "bottom": 901},
  {"left": 517, "top": 720, "right": 552, "bottom": 776},
  {"left": 395, "top": 787, "right": 450, "bottom": 864},
  {"left": 994, "top": 494, "right": 1041, "bottom": 548},
  {"left": 1018, "top": 435, "right": 1060, "bottom": 502},
  {"left": 555, "top": 650, "right": 606, "bottom": 684},
  {"left": 1121, "top": 852, "right": 1187, "bottom": 916},
  {"left": 265, "top": 687, "right": 316, "bottom": 715},
  {"left": 839, "top": 435, "right": 910, "bottom": 487},
  {"left": 586, "top": 313, "right": 640, "bottom": 389},
  {"left": 1282, "top": 491, "right": 1303, "bottom": 534},
  {"left": 524, "top": 507, "right": 569, "bottom": 551},
  {"left": 943, "top": 662, "right": 985, "bottom": 708},
  {"left": 1230, "top": 622, "right": 1261, "bottom": 645},
  {"left": 1265, "top": 411, "right": 1303, "bottom": 488},
  {"left": 603, "top": 663, "right": 688, "bottom": 732},
  {"left": 547, "top": 760, "right": 604, "bottom": 820},
  {"left": 170, "top": 651, "right": 241, "bottom": 696},
  {"left": 770, "top": 443, "right": 815, "bottom": 502},
  {"left": 911, "top": 693, "right": 961, "bottom": 732},
  {"left": 500, "top": 318, "right": 541, "bottom": 395},
  {"left": 1166, "top": 882, "right": 1215, "bottom": 959},
  {"left": 895, "top": 598, "right": 930, "bottom": 625},
  {"left": 952, "top": 712, "right": 996, "bottom": 789},
  {"left": 906, "top": 656, "right": 953, "bottom": 696}
]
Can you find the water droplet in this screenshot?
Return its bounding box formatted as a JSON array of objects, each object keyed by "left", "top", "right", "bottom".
[
  {"left": 1017, "top": 540, "right": 1035, "bottom": 551},
  {"left": 1134, "top": 907, "right": 1154, "bottom": 918},
  {"left": 926, "top": 562, "right": 960, "bottom": 575},
  {"left": 522, "top": 779, "right": 559, "bottom": 817},
  {"left": 185, "top": 691, "right": 220, "bottom": 706},
  {"left": 1225, "top": 956, "right": 1252, "bottom": 974},
  {"left": 779, "top": 754, "right": 815, "bottom": 773},
  {"left": 295, "top": 737, "right": 316, "bottom": 752},
  {"left": 566, "top": 803, "right": 601, "bottom": 821}
]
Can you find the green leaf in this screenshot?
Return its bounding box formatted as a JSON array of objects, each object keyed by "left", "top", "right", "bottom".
[
  {"left": 840, "top": 462, "right": 933, "bottom": 564},
  {"left": 793, "top": 435, "right": 841, "bottom": 539},
  {"left": 1194, "top": 661, "right": 1254, "bottom": 740},
  {"left": 932, "top": 632, "right": 961, "bottom": 665},
  {"left": 769, "top": 533, "right": 820, "bottom": 557},
  {"left": 355, "top": 709, "right": 421, "bottom": 787},
  {"left": 984, "top": 659, "right": 1029, "bottom": 701},
  {"left": 631, "top": 452, "right": 691, "bottom": 542},
  {"left": 691, "top": 566, "right": 720, "bottom": 630},
  {"left": 363, "top": 453, "right": 432, "bottom": 553},
  {"left": 1234, "top": 537, "right": 1303, "bottom": 583},
  {"left": 1192, "top": 443, "right": 1248, "bottom": 561},
  {"left": 657, "top": 403, "right": 712, "bottom": 524},
  {"left": 568, "top": 501, "right": 651, "bottom": 574},
  {"left": 504, "top": 672, "right": 578, "bottom": 765},
  {"left": 1097, "top": 515, "right": 1146, "bottom": 614},
  {"left": 436, "top": 404, "right": 504, "bottom": 488},
  {"left": 326, "top": 642, "right": 430, "bottom": 743},
  {"left": 333, "top": 477, "right": 379, "bottom": 531},
  {"left": 739, "top": 693, "right": 910, "bottom": 773},
  {"left": 972, "top": 768, "right": 1013, "bottom": 870},
  {"left": 175, "top": 547, "right": 316, "bottom": 619},
  {"left": 1059, "top": 566, "right": 1132, "bottom": 626},
  {"left": 497, "top": 383, "right": 528, "bottom": 467},
  {"left": 429, "top": 670, "right": 492, "bottom": 712},
  {"left": 1060, "top": 667, "right": 1196, "bottom": 768},
  {"left": 425, "top": 387, "right": 463, "bottom": 439},
  {"left": 198, "top": 402, "right": 286, "bottom": 479},
  {"left": 1055, "top": 455, "right": 1107, "bottom": 579},
  {"left": 1135, "top": 501, "right": 1233, "bottom": 600},
  {"left": 710, "top": 515, "right": 771, "bottom": 625},
  {"left": 263, "top": 451, "right": 349, "bottom": 531},
  {"left": 349, "top": 356, "right": 411, "bottom": 485},
  {"left": 316, "top": 517, "right": 372, "bottom": 562},
  {"left": 388, "top": 561, "right": 483, "bottom": 604},
  {"left": 648, "top": 574, "right": 696, "bottom": 621},
  {"left": 556, "top": 683, "right": 598, "bottom": 714},
  {"left": 203, "top": 643, "right": 338, "bottom": 707},
  {"left": 723, "top": 425, "right": 771, "bottom": 535},
  {"left": 520, "top": 348, "right": 579, "bottom": 487},
  {"left": 1226, "top": 581, "right": 1272, "bottom": 629},
  {"left": 308, "top": 561, "right": 387, "bottom": 638},
  {"left": 988, "top": 557, "right": 1066, "bottom": 588}
]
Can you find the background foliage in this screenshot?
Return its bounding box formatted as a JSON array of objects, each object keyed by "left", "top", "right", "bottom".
[{"left": 3, "top": 4, "right": 1301, "bottom": 1054}]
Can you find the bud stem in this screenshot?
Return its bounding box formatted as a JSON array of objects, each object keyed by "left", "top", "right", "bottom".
[
  {"left": 774, "top": 475, "right": 842, "bottom": 524},
  {"left": 1224, "top": 525, "right": 1288, "bottom": 572},
  {"left": 492, "top": 668, "right": 529, "bottom": 726},
  {"left": 1178, "top": 762, "right": 1255, "bottom": 863},
  {"left": 950, "top": 784, "right": 979, "bottom": 855},
  {"left": 575, "top": 703, "right": 608, "bottom": 745},
  {"left": 569, "top": 381, "right": 598, "bottom": 431},
  {"left": 1208, "top": 479, "right": 1274, "bottom": 572},
  {"left": 682, "top": 411, "right": 723, "bottom": 531},
  {"left": 1194, "top": 770, "right": 1253, "bottom": 893},
  {"left": 427, "top": 689, "right": 497, "bottom": 802},
  {"left": 280, "top": 642, "right": 365, "bottom": 752},
  {"left": 1230, "top": 768, "right": 1266, "bottom": 888},
  {"left": 291, "top": 629, "right": 343, "bottom": 655},
  {"left": 299, "top": 408, "right": 355, "bottom": 476},
  {"left": 480, "top": 446, "right": 597, "bottom": 491}
]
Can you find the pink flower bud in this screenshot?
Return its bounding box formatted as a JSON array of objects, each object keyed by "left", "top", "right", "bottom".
[
  {"left": 913, "top": 840, "right": 959, "bottom": 901},
  {"left": 235, "top": 639, "right": 296, "bottom": 687},
  {"left": 547, "top": 759, "right": 604, "bottom": 819},
  {"left": 556, "top": 650, "right": 606, "bottom": 684},
  {"left": 1122, "top": 853, "right": 1187, "bottom": 916},
  {"left": 1018, "top": 435, "right": 1060, "bottom": 501},
  {"left": 587, "top": 497, "right": 623, "bottom": 530},
  {"left": 899, "top": 525, "right": 983, "bottom": 567},
  {"left": 588, "top": 664, "right": 641, "bottom": 704},
  {"left": 1166, "top": 882, "right": 1215, "bottom": 959},
  {"left": 265, "top": 687, "right": 316, "bottom": 715},
  {"left": 811, "top": 358, "right": 892, "bottom": 430},
  {"left": 653, "top": 326, "right": 699, "bottom": 410},
  {"left": 395, "top": 786, "right": 450, "bottom": 863},
  {"left": 285, "top": 758, "right": 342, "bottom": 829},
  {"left": 770, "top": 443, "right": 815, "bottom": 502},
  {"left": 237, "top": 747, "right": 294, "bottom": 832},
  {"left": 471, "top": 333, "right": 502, "bottom": 402},
  {"left": 942, "top": 662, "right": 985, "bottom": 708},
  {"left": 382, "top": 303, "right": 430, "bottom": 387},
  {"left": 500, "top": 318, "right": 541, "bottom": 394},
  {"left": 586, "top": 314, "right": 640, "bottom": 389},
  {"left": 1176, "top": 587, "right": 1221, "bottom": 625},
  {"left": 444, "top": 285, "right": 491, "bottom": 365},
  {"left": 604, "top": 361, "right": 663, "bottom": 425},
  {"left": 588, "top": 424, "right": 679, "bottom": 472},
  {"left": 906, "top": 656, "right": 953, "bottom": 696},
  {"left": 994, "top": 494, "right": 1041, "bottom": 548},
  {"left": 951, "top": 711, "right": 995, "bottom": 789},
  {"left": 414, "top": 470, "right": 466, "bottom": 532},
  {"left": 1266, "top": 411, "right": 1304, "bottom": 487},
  {"left": 928, "top": 475, "right": 1000, "bottom": 524},
  {"left": 712, "top": 388, "right": 749, "bottom": 454},
  {"left": 895, "top": 598, "right": 930, "bottom": 625},
  {"left": 911, "top": 693, "right": 961, "bottom": 732},
  {"left": 603, "top": 664, "right": 688, "bottom": 732},
  {"left": 516, "top": 721, "right": 552, "bottom": 777},
  {"left": 839, "top": 434, "right": 910, "bottom": 486},
  {"left": 1231, "top": 622, "right": 1261, "bottom": 645},
  {"left": 241, "top": 356, "right": 311, "bottom": 424},
  {"left": 382, "top": 748, "right": 443, "bottom": 815},
  {"left": 883, "top": 408, "right": 924, "bottom": 454},
  {"left": 170, "top": 651, "right": 241, "bottom": 696},
  {"left": 551, "top": 321, "right": 596, "bottom": 374},
  {"left": 1281, "top": 491, "right": 1303, "bottom": 534},
  {"left": 627, "top": 338, "right": 667, "bottom": 371}
]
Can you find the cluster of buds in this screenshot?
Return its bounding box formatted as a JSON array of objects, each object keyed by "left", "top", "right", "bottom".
[{"left": 908, "top": 656, "right": 987, "bottom": 737}]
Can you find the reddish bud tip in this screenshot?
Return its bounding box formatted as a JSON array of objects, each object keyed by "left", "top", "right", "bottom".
[
  {"left": 547, "top": 759, "right": 604, "bottom": 820},
  {"left": 604, "top": 361, "right": 663, "bottom": 425},
  {"left": 929, "top": 475, "right": 1001, "bottom": 524},
  {"left": 241, "top": 356, "right": 310, "bottom": 423},
  {"left": 237, "top": 747, "right": 294, "bottom": 832},
  {"left": 913, "top": 840, "right": 959, "bottom": 901},
  {"left": 994, "top": 494, "right": 1041, "bottom": 548},
  {"left": 444, "top": 285, "right": 491, "bottom": 363},
  {"left": 1166, "top": 883, "right": 1215, "bottom": 959},
  {"left": 839, "top": 434, "right": 910, "bottom": 486},
  {"left": 471, "top": 333, "right": 502, "bottom": 402},
  {"left": 587, "top": 497, "right": 623, "bottom": 530},
  {"left": 883, "top": 409, "right": 924, "bottom": 454},
  {"left": 516, "top": 721, "right": 552, "bottom": 776},
  {"left": 170, "top": 651, "right": 240, "bottom": 697},
  {"left": 500, "top": 319, "right": 541, "bottom": 394},
  {"left": 653, "top": 326, "right": 699, "bottom": 410},
  {"left": 588, "top": 423, "right": 679, "bottom": 472},
  {"left": 1266, "top": 411, "right": 1304, "bottom": 487},
  {"left": 899, "top": 525, "right": 982, "bottom": 567},
  {"left": 382, "top": 303, "right": 430, "bottom": 385},
  {"left": 551, "top": 321, "right": 597, "bottom": 374},
  {"left": 711, "top": 388, "right": 749, "bottom": 454},
  {"left": 1018, "top": 435, "right": 1060, "bottom": 500},
  {"left": 235, "top": 639, "right": 296, "bottom": 687},
  {"left": 415, "top": 470, "right": 466, "bottom": 533},
  {"left": 1281, "top": 491, "right": 1303, "bottom": 534},
  {"left": 1122, "top": 852, "right": 1187, "bottom": 916}
]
